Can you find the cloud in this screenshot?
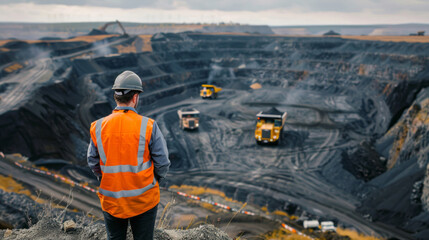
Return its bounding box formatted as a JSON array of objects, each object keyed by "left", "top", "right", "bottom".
[
  {"left": 1, "top": 0, "right": 429, "bottom": 14},
  {"left": 0, "top": 2, "right": 428, "bottom": 25}
]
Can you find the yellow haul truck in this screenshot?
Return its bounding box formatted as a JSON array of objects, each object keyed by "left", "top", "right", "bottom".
[
  {"left": 177, "top": 108, "right": 200, "bottom": 130},
  {"left": 200, "top": 84, "right": 222, "bottom": 99},
  {"left": 255, "top": 107, "right": 287, "bottom": 145}
]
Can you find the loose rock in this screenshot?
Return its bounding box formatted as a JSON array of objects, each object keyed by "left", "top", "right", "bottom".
[{"left": 63, "top": 220, "right": 76, "bottom": 233}]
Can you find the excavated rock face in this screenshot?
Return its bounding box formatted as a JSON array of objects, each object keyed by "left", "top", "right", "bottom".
[
  {"left": 422, "top": 164, "right": 429, "bottom": 212},
  {"left": 0, "top": 189, "right": 82, "bottom": 230},
  {"left": 376, "top": 87, "right": 429, "bottom": 171},
  {"left": 0, "top": 189, "right": 39, "bottom": 229},
  {"left": 341, "top": 141, "right": 386, "bottom": 182},
  {"left": 359, "top": 87, "right": 429, "bottom": 237},
  {"left": 377, "top": 90, "right": 429, "bottom": 170}
]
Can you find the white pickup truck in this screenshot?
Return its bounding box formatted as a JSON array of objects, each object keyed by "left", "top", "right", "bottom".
[
  {"left": 303, "top": 220, "right": 319, "bottom": 229},
  {"left": 320, "top": 221, "right": 336, "bottom": 232}
]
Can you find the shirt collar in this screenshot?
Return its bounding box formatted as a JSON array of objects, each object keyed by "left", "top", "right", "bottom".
[{"left": 114, "top": 106, "right": 138, "bottom": 114}]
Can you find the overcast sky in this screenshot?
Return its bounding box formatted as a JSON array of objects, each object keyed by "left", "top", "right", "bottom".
[{"left": 0, "top": 0, "right": 428, "bottom": 25}]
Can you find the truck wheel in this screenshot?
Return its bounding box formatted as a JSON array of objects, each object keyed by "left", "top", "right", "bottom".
[{"left": 256, "top": 140, "right": 261, "bottom": 145}]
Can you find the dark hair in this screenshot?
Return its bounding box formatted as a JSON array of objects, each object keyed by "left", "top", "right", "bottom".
[{"left": 114, "top": 90, "right": 140, "bottom": 104}]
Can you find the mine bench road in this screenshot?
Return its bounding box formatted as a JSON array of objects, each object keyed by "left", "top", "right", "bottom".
[{"left": 0, "top": 157, "right": 103, "bottom": 218}]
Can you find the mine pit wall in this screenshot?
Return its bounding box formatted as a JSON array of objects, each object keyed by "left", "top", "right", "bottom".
[
  {"left": 1, "top": 33, "right": 429, "bottom": 236},
  {"left": 360, "top": 86, "right": 429, "bottom": 237},
  {"left": 0, "top": 61, "right": 90, "bottom": 163}
]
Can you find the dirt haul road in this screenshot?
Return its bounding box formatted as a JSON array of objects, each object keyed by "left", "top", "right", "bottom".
[{"left": 0, "top": 156, "right": 103, "bottom": 218}]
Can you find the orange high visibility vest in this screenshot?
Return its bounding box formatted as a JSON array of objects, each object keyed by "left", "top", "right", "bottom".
[{"left": 90, "top": 109, "right": 159, "bottom": 218}]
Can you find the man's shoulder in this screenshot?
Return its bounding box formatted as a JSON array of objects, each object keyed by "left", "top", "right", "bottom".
[
  {"left": 90, "top": 119, "right": 98, "bottom": 129},
  {"left": 90, "top": 113, "right": 115, "bottom": 129},
  {"left": 141, "top": 115, "right": 155, "bottom": 124},
  {"left": 90, "top": 116, "right": 106, "bottom": 126},
  {"left": 140, "top": 116, "right": 157, "bottom": 134}
]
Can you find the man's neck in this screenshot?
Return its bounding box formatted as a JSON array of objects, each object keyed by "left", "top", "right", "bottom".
[{"left": 117, "top": 103, "right": 135, "bottom": 108}]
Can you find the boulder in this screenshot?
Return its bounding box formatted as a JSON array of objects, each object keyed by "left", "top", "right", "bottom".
[{"left": 63, "top": 220, "right": 76, "bottom": 233}]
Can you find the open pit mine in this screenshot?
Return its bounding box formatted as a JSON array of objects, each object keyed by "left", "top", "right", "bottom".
[{"left": 1, "top": 29, "right": 429, "bottom": 240}]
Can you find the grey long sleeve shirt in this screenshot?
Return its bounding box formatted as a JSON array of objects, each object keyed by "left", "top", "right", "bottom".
[{"left": 87, "top": 113, "right": 170, "bottom": 182}]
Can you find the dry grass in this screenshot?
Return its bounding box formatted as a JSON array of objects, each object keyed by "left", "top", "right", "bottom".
[
  {"left": 169, "top": 184, "right": 243, "bottom": 208},
  {"left": 262, "top": 208, "right": 299, "bottom": 221},
  {"left": 251, "top": 83, "right": 262, "bottom": 89},
  {"left": 200, "top": 33, "right": 429, "bottom": 43},
  {"left": 170, "top": 185, "right": 227, "bottom": 198},
  {"left": 272, "top": 210, "right": 289, "bottom": 217},
  {"left": 341, "top": 35, "right": 429, "bottom": 43},
  {"left": 261, "top": 206, "right": 270, "bottom": 214},
  {"left": 358, "top": 64, "right": 366, "bottom": 76},
  {"left": 115, "top": 44, "right": 137, "bottom": 54},
  {"left": 0, "top": 175, "right": 44, "bottom": 204},
  {"left": 64, "top": 34, "right": 120, "bottom": 43},
  {"left": 202, "top": 32, "right": 259, "bottom": 36},
  {"left": 388, "top": 123, "right": 408, "bottom": 169},
  {"left": 200, "top": 202, "right": 222, "bottom": 213},
  {"left": 138, "top": 35, "right": 153, "bottom": 52},
  {"left": 262, "top": 229, "right": 309, "bottom": 240},
  {"left": 382, "top": 83, "right": 394, "bottom": 96},
  {"left": 158, "top": 201, "right": 173, "bottom": 229},
  {"left": 0, "top": 34, "right": 119, "bottom": 48},
  {"left": 412, "top": 99, "right": 429, "bottom": 129},
  {"left": 169, "top": 185, "right": 250, "bottom": 215},
  {"left": 4, "top": 63, "right": 23, "bottom": 73},
  {"left": 0, "top": 175, "right": 32, "bottom": 195},
  {"left": 336, "top": 227, "right": 384, "bottom": 240},
  {"left": 114, "top": 34, "right": 154, "bottom": 53},
  {"left": 224, "top": 202, "right": 247, "bottom": 231}
]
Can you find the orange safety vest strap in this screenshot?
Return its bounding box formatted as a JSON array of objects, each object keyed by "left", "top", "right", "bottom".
[{"left": 99, "top": 176, "right": 157, "bottom": 198}]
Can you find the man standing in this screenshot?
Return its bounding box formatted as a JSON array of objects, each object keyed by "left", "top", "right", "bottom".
[{"left": 87, "top": 70, "right": 170, "bottom": 240}]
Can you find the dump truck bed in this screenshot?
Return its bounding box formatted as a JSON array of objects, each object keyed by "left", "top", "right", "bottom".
[
  {"left": 201, "top": 84, "right": 222, "bottom": 93},
  {"left": 177, "top": 108, "right": 200, "bottom": 117},
  {"left": 256, "top": 108, "right": 287, "bottom": 121}
]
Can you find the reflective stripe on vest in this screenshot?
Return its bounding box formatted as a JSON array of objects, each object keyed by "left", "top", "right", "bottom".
[
  {"left": 95, "top": 118, "right": 107, "bottom": 164},
  {"left": 95, "top": 116, "right": 151, "bottom": 174},
  {"left": 99, "top": 176, "right": 157, "bottom": 198}
]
